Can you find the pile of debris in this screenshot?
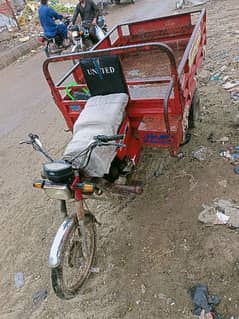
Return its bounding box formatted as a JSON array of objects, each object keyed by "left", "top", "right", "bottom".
[{"left": 176, "top": 0, "right": 209, "bottom": 10}]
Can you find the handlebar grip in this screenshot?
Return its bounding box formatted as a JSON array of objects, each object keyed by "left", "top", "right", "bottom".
[
  {"left": 93, "top": 134, "right": 124, "bottom": 142},
  {"left": 28, "top": 133, "right": 39, "bottom": 140}
]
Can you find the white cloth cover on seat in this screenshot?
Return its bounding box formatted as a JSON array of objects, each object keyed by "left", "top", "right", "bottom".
[{"left": 63, "top": 93, "right": 129, "bottom": 177}]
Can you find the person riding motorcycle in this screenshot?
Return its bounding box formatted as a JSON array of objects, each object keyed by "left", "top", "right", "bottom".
[
  {"left": 38, "top": 0, "right": 70, "bottom": 47},
  {"left": 71, "top": 0, "right": 99, "bottom": 43}
]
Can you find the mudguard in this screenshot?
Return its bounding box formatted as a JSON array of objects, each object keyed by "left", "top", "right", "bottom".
[{"left": 48, "top": 217, "right": 75, "bottom": 268}]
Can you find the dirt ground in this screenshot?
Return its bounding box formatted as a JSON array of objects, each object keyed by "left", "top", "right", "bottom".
[{"left": 1, "top": 0, "right": 239, "bottom": 318}]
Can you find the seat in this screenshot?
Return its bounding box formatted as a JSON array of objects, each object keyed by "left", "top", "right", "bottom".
[
  {"left": 63, "top": 55, "right": 129, "bottom": 177},
  {"left": 63, "top": 93, "right": 128, "bottom": 177}
]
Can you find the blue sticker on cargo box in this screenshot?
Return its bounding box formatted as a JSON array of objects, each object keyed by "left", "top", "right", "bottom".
[{"left": 144, "top": 133, "right": 171, "bottom": 145}]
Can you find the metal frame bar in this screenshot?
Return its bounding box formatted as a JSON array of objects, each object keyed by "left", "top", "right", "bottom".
[{"left": 42, "top": 8, "right": 206, "bottom": 155}]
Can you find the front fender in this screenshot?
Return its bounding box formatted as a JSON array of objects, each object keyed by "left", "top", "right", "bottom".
[
  {"left": 48, "top": 217, "right": 75, "bottom": 268},
  {"left": 71, "top": 39, "right": 83, "bottom": 53}
]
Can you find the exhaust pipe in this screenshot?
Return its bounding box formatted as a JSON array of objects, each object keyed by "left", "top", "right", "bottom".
[{"left": 111, "top": 183, "right": 143, "bottom": 195}]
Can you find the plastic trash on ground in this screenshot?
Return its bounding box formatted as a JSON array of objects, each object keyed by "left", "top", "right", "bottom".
[
  {"left": 15, "top": 272, "right": 24, "bottom": 289},
  {"left": 231, "top": 91, "right": 239, "bottom": 102},
  {"left": 192, "top": 146, "right": 213, "bottom": 161},
  {"left": 198, "top": 199, "right": 239, "bottom": 228},
  {"left": 222, "top": 81, "right": 239, "bottom": 90},
  {"left": 220, "top": 145, "right": 239, "bottom": 162},
  {"left": 32, "top": 289, "right": 48, "bottom": 306},
  {"left": 188, "top": 284, "right": 221, "bottom": 318}
]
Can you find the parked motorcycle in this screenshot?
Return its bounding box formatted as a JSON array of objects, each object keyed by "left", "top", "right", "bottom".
[
  {"left": 20, "top": 133, "right": 141, "bottom": 300},
  {"left": 71, "top": 16, "right": 107, "bottom": 53},
  {"left": 38, "top": 16, "right": 71, "bottom": 57}
]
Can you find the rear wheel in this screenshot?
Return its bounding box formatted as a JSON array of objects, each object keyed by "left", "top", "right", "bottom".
[
  {"left": 51, "top": 214, "right": 96, "bottom": 300},
  {"left": 45, "top": 42, "right": 62, "bottom": 57},
  {"left": 189, "top": 88, "right": 200, "bottom": 129}
]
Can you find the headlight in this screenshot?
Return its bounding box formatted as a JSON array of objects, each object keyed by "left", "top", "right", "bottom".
[
  {"left": 72, "top": 31, "right": 79, "bottom": 37},
  {"left": 44, "top": 183, "right": 73, "bottom": 200},
  {"left": 33, "top": 179, "right": 73, "bottom": 200}
]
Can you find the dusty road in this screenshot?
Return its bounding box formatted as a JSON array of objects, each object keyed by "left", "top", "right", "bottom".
[{"left": 1, "top": 0, "right": 239, "bottom": 318}]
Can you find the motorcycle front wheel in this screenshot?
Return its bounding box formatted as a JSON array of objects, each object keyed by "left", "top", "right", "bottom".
[{"left": 51, "top": 214, "right": 96, "bottom": 300}]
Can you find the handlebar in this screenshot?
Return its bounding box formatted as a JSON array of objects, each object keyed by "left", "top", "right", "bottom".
[
  {"left": 19, "top": 133, "right": 54, "bottom": 162},
  {"left": 19, "top": 133, "right": 39, "bottom": 145},
  {"left": 69, "top": 134, "right": 125, "bottom": 168},
  {"left": 20, "top": 133, "right": 125, "bottom": 169}
]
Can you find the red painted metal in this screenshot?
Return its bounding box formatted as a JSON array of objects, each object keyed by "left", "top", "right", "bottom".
[
  {"left": 71, "top": 176, "right": 83, "bottom": 201},
  {"left": 43, "top": 9, "right": 206, "bottom": 159}
]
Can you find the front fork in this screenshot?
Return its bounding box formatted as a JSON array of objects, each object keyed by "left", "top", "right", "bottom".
[
  {"left": 76, "top": 201, "right": 88, "bottom": 258},
  {"left": 59, "top": 199, "right": 88, "bottom": 239},
  {"left": 72, "top": 175, "right": 89, "bottom": 258},
  {"left": 71, "top": 38, "right": 83, "bottom": 53},
  {"left": 48, "top": 193, "right": 94, "bottom": 269}
]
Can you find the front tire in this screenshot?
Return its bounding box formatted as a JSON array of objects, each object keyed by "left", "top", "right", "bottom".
[
  {"left": 44, "top": 44, "right": 50, "bottom": 57},
  {"left": 51, "top": 214, "right": 96, "bottom": 300},
  {"left": 72, "top": 42, "right": 86, "bottom": 65}
]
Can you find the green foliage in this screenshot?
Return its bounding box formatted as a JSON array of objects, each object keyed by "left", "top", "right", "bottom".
[{"left": 50, "top": 3, "right": 75, "bottom": 14}]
